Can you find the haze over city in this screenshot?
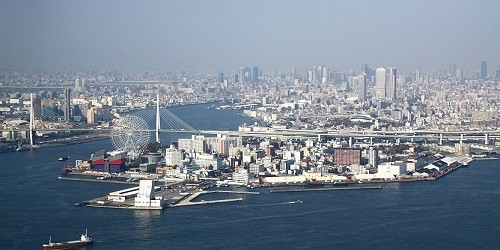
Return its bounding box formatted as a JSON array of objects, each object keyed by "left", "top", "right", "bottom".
[{"left": 1, "top": 0, "right": 499, "bottom": 72}]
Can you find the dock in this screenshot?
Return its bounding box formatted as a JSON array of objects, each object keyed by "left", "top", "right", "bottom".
[
  {"left": 269, "top": 185, "right": 382, "bottom": 193},
  {"left": 168, "top": 190, "right": 259, "bottom": 207},
  {"left": 58, "top": 176, "right": 137, "bottom": 185}
]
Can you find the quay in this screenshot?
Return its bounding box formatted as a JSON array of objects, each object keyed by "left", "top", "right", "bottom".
[
  {"left": 269, "top": 185, "right": 382, "bottom": 193},
  {"left": 168, "top": 190, "right": 259, "bottom": 208},
  {"left": 58, "top": 176, "right": 137, "bottom": 185},
  {"left": 81, "top": 187, "right": 259, "bottom": 210}
]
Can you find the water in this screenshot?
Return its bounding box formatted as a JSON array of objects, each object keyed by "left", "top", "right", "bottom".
[{"left": 1, "top": 103, "right": 499, "bottom": 249}]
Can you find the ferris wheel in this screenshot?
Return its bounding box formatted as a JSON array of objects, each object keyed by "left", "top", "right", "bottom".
[{"left": 110, "top": 115, "right": 151, "bottom": 158}]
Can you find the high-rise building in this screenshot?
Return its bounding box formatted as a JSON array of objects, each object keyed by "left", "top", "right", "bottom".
[
  {"left": 415, "top": 69, "right": 420, "bottom": 83},
  {"left": 357, "top": 73, "right": 367, "bottom": 101},
  {"left": 32, "top": 95, "right": 41, "bottom": 120},
  {"left": 241, "top": 67, "right": 252, "bottom": 82},
  {"left": 312, "top": 66, "right": 318, "bottom": 82},
  {"left": 217, "top": 73, "right": 224, "bottom": 83},
  {"left": 387, "top": 67, "right": 397, "bottom": 101},
  {"left": 450, "top": 64, "right": 456, "bottom": 78},
  {"left": 252, "top": 67, "right": 259, "bottom": 83},
  {"left": 86, "top": 107, "right": 96, "bottom": 124},
  {"left": 64, "top": 89, "right": 71, "bottom": 121},
  {"left": 375, "top": 68, "right": 386, "bottom": 99},
  {"left": 480, "top": 61, "right": 487, "bottom": 79},
  {"left": 271, "top": 67, "right": 277, "bottom": 79},
  {"left": 368, "top": 147, "right": 378, "bottom": 168},
  {"left": 322, "top": 67, "right": 329, "bottom": 83},
  {"left": 234, "top": 73, "right": 239, "bottom": 83}
]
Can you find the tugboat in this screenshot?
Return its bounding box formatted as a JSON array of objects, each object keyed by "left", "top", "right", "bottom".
[{"left": 43, "top": 229, "right": 93, "bottom": 249}]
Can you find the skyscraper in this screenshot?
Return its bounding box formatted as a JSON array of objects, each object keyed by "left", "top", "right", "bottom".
[
  {"left": 387, "top": 67, "right": 397, "bottom": 101},
  {"left": 241, "top": 67, "right": 251, "bottom": 82},
  {"left": 217, "top": 73, "right": 224, "bottom": 83},
  {"left": 252, "top": 67, "right": 259, "bottom": 83},
  {"left": 64, "top": 88, "right": 71, "bottom": 121},
  {"left": 450, "top": 64, "right": 456, "bottom": 78},
  {"left": 357, "top": 73, "right": 367, "bottom": 102},
  {"left": 480, "top": 61, "right": 487, "bottom": 79},
  {"left": 271, "top": 67, "right": 277, "bottom": 79},
  {"left": 234, "top": 73, "right": 239, "bottom": 83},
  {"left": 375, "top": 68, "right": 386, "bottom": 99}
]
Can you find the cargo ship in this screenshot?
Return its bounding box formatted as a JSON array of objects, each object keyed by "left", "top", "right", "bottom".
[
  {"left": 43, "top": 229, "right": 93, "bottom": 250},
  {"left": 333, "top": 181, "right": 348, "bottom": 187},
  {"left": 306, "top": 179, "right": 324, "bottom": 187}
]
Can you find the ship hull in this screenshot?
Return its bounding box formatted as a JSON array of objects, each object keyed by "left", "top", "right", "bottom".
[{"left": 43, "top": 240, "right": 92, "bottom": 250}]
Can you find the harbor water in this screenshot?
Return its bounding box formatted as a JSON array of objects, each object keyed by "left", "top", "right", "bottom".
[{"left": 1, "top": 103, "right": 499, "bottom": 249}]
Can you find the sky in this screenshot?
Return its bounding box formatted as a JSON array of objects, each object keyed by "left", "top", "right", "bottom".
[{"left": 1, "top": 0, "right": 499, "bottom": 73}]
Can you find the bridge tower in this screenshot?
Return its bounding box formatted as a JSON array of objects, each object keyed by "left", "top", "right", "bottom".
[
  {"left": 29, "top": 93, "right": 34, "bottom": 145},
  {"left": 155, "top": 93, "right": 161, "bottom": 144}
]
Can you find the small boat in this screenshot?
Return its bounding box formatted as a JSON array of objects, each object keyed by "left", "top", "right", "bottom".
[
  {"left": 58, "top": 156, "right": 70, "bottom": 161},
  {"left": 43, "top": 229, "right": 93, "bottom": 249}
]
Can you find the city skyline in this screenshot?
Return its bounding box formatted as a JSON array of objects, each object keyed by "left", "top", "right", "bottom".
[{"left": 1, "top": 0, "right": 499, "bottom": 72}]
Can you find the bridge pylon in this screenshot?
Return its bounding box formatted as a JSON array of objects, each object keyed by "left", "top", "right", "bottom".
[{"left": 155, "top": 93, "right": 161, "bottom": 144}]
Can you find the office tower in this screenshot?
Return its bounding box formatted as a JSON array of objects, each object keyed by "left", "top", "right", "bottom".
[
  {"left": 361, "top": 64, "right": 371, "bottom": 79},
  {"left": 456, "top": 68, "right": 463, "bottom": 80},
  {"left": 64, "top": 89, "right": 71, "bottom": 121},
  {"left": 450, "top": 64, "right": 456, "bottom": 78},
  {"left": 252, "top": 67, "right": 259, "bottom": 83},
  {"left": 272, "top": 67, "right": 277, "bottom": 79},
  {"left": 312, "top": 66, "right": 318, "bottom": 82},
  {"left": 496, "top": 69, "right": 500, "bottom": 79},
  {"left": 86, "top": 107, "right": 95, "bottom": 124},
  {"left": 241, "top": 67, "right": 252, "bottom": 82},
  {"left": 375, "top": 68, "right": 386, "bottom": 99},
  {"left": 217, "top": 73, "right": 224, "bottom": 83},
  {"left": 357, "top": 73, "right": 367, "bottom": 101},
  {"left": 387, "top": 67, "right": 397, "bottom": 101},
  {"left": 322, "top": 67, "right": 329, "bottom": 83},
  {"left": 74, "top": 78, "right": 80, "bottom": 91},
  {"left": 234, "top": 74, "right": 239, "bottom": 83},
  {"left": 308, "top": 70, "right": 313, "bottom": 83},
  {"left": 368, "top": 147, "right": 378, "bottom": 168},
  {"left": 415, "top": 69, "right": 420, "bottom": 83},
  {"left": 32, "top": 95, "right": 42, "bottom": 119},
  {"left": 480, "top": 61, "right": 487, "bottom": 79}
]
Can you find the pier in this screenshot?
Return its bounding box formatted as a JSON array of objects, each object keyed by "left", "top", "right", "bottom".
[{"left": 168, "top": 190, "right": 259, "bottom": 207}]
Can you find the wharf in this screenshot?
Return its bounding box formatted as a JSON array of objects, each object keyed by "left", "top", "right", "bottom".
[
  {"left": 269, "top": 185, "right": 382, "bottom": 193},
  {"left": 168, "top": 190, "right": 259, "bottom": 207},
  {"left": 58, "top": 176, "right": 137, "bottom": 185}
]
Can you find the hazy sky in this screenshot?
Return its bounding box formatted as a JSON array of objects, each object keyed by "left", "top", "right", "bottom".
[{"left": 1, "top": 0, "right": 499, "bottom": 72}]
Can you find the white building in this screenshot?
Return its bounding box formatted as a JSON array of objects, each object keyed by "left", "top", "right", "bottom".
[
  {"left": 375, "top": 67, "right": 386, "bottom": 99},
  {"left": 377, "top": 161, "right": 407, "bottom": 176},
  {"left": 189, "top": 153, "right": 222, "bottom": 170},
  {"left": 165, "top": 145, "right": 184, "bottom": 166},
  {"left": 134, "top": 180, "right": 163, "bottom": 208}
]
